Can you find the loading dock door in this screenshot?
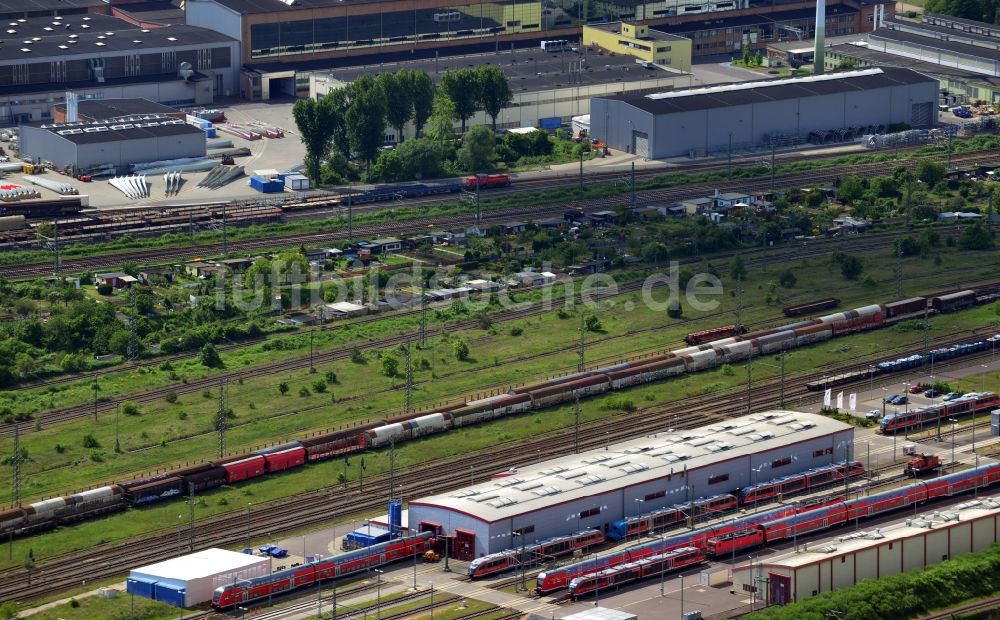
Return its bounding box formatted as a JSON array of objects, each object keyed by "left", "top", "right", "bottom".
[
  {"left": 453, "top": 529, "right": 476, "bottom": 561},
  {"left": 632, "top": 130, "right": 649, "bottom": 159},
  {"left": 769, "top": 572, "right": 791, "bottom": 605}
]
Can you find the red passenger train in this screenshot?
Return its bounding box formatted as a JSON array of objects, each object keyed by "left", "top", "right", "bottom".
[{"left": 568, "top": 547, "right": 706, "bottom": 598}]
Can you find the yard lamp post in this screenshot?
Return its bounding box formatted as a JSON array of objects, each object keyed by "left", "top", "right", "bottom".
[
  {"left": 659, "top": 533, "right": 666, "bottom": 596},
  {"left": 949, "top": 418, "right": 958, "bottom": 468},
  {"left": 793, "top": 499, "right": 801, "bottom": 551},
  {"left": 633, "top": 499, "right": 644, "bottom": 542},
  {"left": 375, "top": 569, "right": 383, "bottom": 620}
]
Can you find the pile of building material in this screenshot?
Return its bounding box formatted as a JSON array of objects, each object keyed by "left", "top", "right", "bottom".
[
  {"left": 198, "top": 165, "right": 244, "bottom": 189},
  {"left": 22, "top": 174, "right": 78, "bottom": 195},
  {"left": 109, "top": 175, "right": 149, "bottom": 199}
]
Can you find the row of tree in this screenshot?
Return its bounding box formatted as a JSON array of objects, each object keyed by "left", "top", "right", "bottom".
[{"left": 292, "top": 65, "right": 513, "bottom": 183}]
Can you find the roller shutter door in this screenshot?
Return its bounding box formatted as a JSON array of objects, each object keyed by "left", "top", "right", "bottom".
[
  {"left": 910, "top": 102, "right": 932, "bottom": 126},
  {"left": 632, "top": 130, "right": 649, "bottom": 158}
]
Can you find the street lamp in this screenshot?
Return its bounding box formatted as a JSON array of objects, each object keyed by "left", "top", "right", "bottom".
[
  {"left": 793, "top": 499, "right": 801, "bottom": 552},
  {"left": 949, "top": 418, "right": 957, "bottom": 468},
  {"left": 375, "top": 569, "right": 383, "bottom": 619},
  {"left": 633, "top": 499, "right": 644, "bottom": 542}
]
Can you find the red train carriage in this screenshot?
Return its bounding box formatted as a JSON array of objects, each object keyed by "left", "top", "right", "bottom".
[
  {"left": 685, "top": 324, "right": 748, "bottom": 346},
  {"left": 217, "top": 455, "right": 266, "bottom": 483}
]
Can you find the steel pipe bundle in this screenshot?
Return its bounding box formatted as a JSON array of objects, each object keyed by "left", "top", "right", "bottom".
[
  {"left": 0, "top": 185, "right": 41, "bottom": 201},
  {"left": 199, "top": 165, "right": 244, "bottom": 189},
  {"left": 0, "top": 162, "right": 24, "bottom": 173},
  {"left": 208, "top": 147, "right": 251, "bottom": 159},
  {"left": 206, "top": 139, "right": 235, "bottom": 149},
  {"left": 108, "top": 175, "right": 149, "bottom": 200},
  {"left": 22, "top": 175, "right": 78, "bottom": 195}
]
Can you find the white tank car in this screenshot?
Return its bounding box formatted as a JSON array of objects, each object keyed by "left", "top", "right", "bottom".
[
  {"left": 367, "top": 423, "right": 408, "bottom": 448},
  {"left": 683, "top": 349, "right": 719, "bottom": 371}
]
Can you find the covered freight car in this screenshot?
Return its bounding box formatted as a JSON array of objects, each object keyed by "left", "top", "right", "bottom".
[
  {"left": 932, "top": 290, "right": 977, "bottom": 312},
  {"left": 217, "top": 455, "right": 266, "bottom": 483},
  {"left": 300, "top": 430, "right": 368, "bottom": 461},
  {"left": 783, "top": 298, "right": 839, "bottom": 317},
  {"left": 684, "top": 324, "right": 747, "bottom": 346},
  {"left": 884, "top": 297, "right": 926, "bottom": 319},
  {"left": 127, "top": 477, "right": 184, "bottom": 506},
  {"left": 257, "top": 443, "right": 306, "bottom": 473}
]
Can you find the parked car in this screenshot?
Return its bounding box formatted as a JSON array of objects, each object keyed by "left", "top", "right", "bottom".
[
  {"left": 258, "top": 544, "right": 276, "bottom": 555},
  {"left": 268, "top": 547, "right": 288, "bottom": 558},
  {"left": 888, "top": 395, "right": 908, "bottom": 405},
  {"left": 953, "top": 107, "right": 973, "bottom": 118},
  {"left": 909, "top": 384, "right": 927, "bottom": 394},
  {"left": 866, "top": 409, "right": 882, "bottom": 420},
  {"left": 883, "top": 394, "right": 901, "bottom": 403},
  {"left": 924, "top": 388, "right": 941, "bottom": 398},
  {"left": 942, "top": 392, "right": 962, "bottom": 401}
]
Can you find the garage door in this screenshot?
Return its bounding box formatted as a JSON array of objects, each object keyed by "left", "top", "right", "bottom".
[
  {"left": 910, "top": 102, "right": 932, "bottom": 127},
  {"left": 632, "top": 131, "right": 649, "bottom": 159}
]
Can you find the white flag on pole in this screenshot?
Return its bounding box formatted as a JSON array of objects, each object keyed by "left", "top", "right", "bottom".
[
  {"left": 823, "top": 389, "right": 832, "bottom": 407},
  {"left": 849, "top": 393, "right": 857, "bottom": 412},
  {"left": 836, "top": 392, "right": 844, "bottom": 410}
]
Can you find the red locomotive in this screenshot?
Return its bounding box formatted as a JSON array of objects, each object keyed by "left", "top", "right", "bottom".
[{"left": 462, "top": 173, "right": 511, "bottom": 190}]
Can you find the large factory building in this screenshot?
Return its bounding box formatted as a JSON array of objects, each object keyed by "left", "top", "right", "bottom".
[
  {"left": 590, "top": 66, "right": 939, "bottom": 159},
  {"left": 19, "top": 116, "right": 206, "bottom": 171},
  {"left": 408, "top": 412, "right": 854, "bottom": 559}
]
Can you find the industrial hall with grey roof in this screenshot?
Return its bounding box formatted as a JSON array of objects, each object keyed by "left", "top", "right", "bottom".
[
  {"left": 590, "top": 66, "right": 939, "bottom": 159},
  {"left": 408, "top": 411, "right": 854, "bottom": 558}
]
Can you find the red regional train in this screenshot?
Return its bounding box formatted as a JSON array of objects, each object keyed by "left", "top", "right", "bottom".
[
  {"left": 468, "top": 529, "right": 605, "bottom": 579},
  {"left": 212, "top": 532, "right": 434, "bottom": 609},
  {"left": 568, "top": 547, "right": 706, "bottom": 598}
]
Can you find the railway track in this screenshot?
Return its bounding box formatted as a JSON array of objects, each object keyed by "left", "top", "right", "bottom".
[
  {"left": 1, "top": 327, "right": 995, "bottom": 603},
  {"left": 918, "top": 595, "right": 1000, "bottom": 620},
  {"left": 3, "top": 147, "right": 996, "bottom": 279}
]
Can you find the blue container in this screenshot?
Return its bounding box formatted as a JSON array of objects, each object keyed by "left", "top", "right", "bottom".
[
  {"left": 250, "top": 176, "right": 267, "bottom": 191},
  {"left": 262, "top": 179, "right": 284, "bottom": 193},
  {"left": 204, "top": 127, "right": 217, "bottom": 138},
  {"left": 154, "top": 583, "right": 186, "bottom": 607},
  {"left": 539, "top": 116, "right": 561, "bottom": 130},
  {"left": 127, "top": 577, "right": 157, "bottom": 599}
]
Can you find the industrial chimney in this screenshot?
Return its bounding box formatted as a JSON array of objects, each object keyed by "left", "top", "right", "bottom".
[{"left": 814, "top": 0, "right": 826, "bottom": 74}]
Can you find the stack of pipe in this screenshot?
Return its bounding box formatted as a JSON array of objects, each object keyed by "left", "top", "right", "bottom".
[
  {"left": 206, "top": 139, "right": 235, "bottom": 149},
  {"left": 198, "top": 166, "right": 244, "bottom": 189},
  {"left": 108, "top": 175, "right": 149, "bottom": 200},
  {"left": 139, "top": 160, "right": 217, "bottom": 175},
  {"left": 0, "top": 184, "right": 41, "bottom": 201},
  {"left": 22, "top": 174, "right": 78, "bottom": 195}
]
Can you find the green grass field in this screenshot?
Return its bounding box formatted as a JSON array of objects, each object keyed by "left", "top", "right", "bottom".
[{"left": 1, "top": 243, "right": 999, "bottom": 571}]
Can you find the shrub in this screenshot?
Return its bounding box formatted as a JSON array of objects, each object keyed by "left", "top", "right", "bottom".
[
  {"left": 159, "top": 361, "right": 174, "bottom": 371},
  {"left": 164, "top": 391, "right": 178, "bottom": 404},
  {"left": 82, "top": 434, "right": 100, "bottom": 449},
  {"left": 453, "top": 339, "right": 470, "bottom": 361},
  {"left": 324, "top": 370, "right": 337, "bottom": 384},
  {"left": 200, "top": 343, "right": 223, "bottom": 368},
  {"left": 312, "top": 380, "right": 327, "bottom": 393},
  {"left": 298, "top": 386, "right": 311, "bottom": 397},
  {"left": 509, "top": 327, "right": 524, "bottom": 337},
  {"left": 278, "top": 382, "right": 289, "bottom": 395},
  {"left": 120, "top": 401, "right": 141, "bottom": 416},
  {"left": 89, "top": 450, "right": 104, "bottom": 462},
  {"left": 202, "top": 389, "right": 213, "bottom": 399},
  {"left": 54, "top": 443, "right": 66, "bottom": 454},
  {"left": 381, "top": 354, "right": 400, "bottom": 377},
  {"left": 350, "top": 348, "right": 366, "bottom": 364},
  {"left": 778, "top": 269, "right": 797, "bottom": 288},
  {"left": 96, "top": 283, "right": 113, "bottom": 296},
  {"left": 584, "top": 315, "right": 602, "bottom": 332},
  {"left": 178, "top": 411, "right": 188, "bottom": 420}
]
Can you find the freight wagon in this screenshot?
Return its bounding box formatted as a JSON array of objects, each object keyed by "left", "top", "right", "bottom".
[{"left": 783, "top": 298, "right": 839, "bottom": 317}]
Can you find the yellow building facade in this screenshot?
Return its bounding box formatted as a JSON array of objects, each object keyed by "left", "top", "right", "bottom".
[{"left": 583, "top": 22, "right": 692, "bottom": 71}]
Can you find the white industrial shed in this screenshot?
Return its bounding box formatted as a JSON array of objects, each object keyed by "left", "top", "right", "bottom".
[
  {"left": 732, "top": 496, "right": 1000, "bottom": 606},
  {"left": 408, "top": 412, "right": 854, "bottom": 559},
  {"left": 19, "top": 116, "right": 207, "bottom": 171},
  {"left": 126, "top": 548, "right": 269, "bottom": 608},
  {"left": 590, "top": 67, "right": 940, "bottom": 159}
]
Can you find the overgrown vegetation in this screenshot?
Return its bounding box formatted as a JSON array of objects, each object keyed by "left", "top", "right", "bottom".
[{"left": 747, "top": 543, "right": 1000, "bottom": 620}]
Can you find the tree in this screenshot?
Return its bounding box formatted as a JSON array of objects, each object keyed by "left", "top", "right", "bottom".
[
  {"left": 427, "top": 92, "right": 457, "bottom": 144},
  {"left": 278, "top": 381, "right": 289, "bottom": 395},
  {"left": 584, "top": 315, "right": 602, "bottom": 332},
  {"left": 916, "top": 160, "right": 946, "bottom": 187},
  {"left": 742, "top": 45, "right": 751, "bottom": 65},
  {"left": 836, "top": 175, "right": 865, "bottom": 204},
  {"left": 380, "top": 354, "right": 400, "bottom": 377},
  {"left": 778, "top": 269, "right": 797, "bottom": 288},
  {"left": 439, "top": 68, "right": 481, "bottom": 133},
  {"left": 292, "top": 96, "right": 338, "bottom": 186},
  {"left": 477, "top": 65, "right": 513, "bottom": 132},
  {"left": 753, "top": 50, "right": 763, "bottom": 66},
  {"left": 121, "top": 401, "right": 141, "bottom": 416},
  {"left": 376, "top": 72, "right": 413, "bottom": 144},
  {"left": 453, "top": 339, "right": 470, "bottom": 361},
  {"left": 394, "top": 138, "right": 443, "bottom": 180},
  {"left": 958, "top": 221, "right": 994, "bottom": 250},
  {"left": 200, "top": 343, "right": 223, "bottom": 368},
  {"left": 456, "top": 125, "right": 496, "bottom": 172},
  {"left": 346, "top": 87, "right": 387, "bottom": 170},
  {"left": 403, "top": 70, "right": 436, "bottom": 138},
  {"left": 834, "top": 253, "right": 864, "bottom": 280},
  {"left": 730, "top": 254, "right": 747, "bottom": 280}
]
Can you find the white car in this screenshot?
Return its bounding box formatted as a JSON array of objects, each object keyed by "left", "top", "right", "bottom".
[{"left": 866, "top": 409, "right": 881, "bottom": 420}]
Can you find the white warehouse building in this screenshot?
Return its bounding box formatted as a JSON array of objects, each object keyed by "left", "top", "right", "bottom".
[
  {"left": 590, "top": 66, "right": 940, "bottom": 159},
  {"left": 408, "top": 411, "right": 855, "bottom": 560}
]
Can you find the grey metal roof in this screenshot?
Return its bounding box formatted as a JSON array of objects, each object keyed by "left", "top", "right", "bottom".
[
  {"left": 586, "top": 22, "right": 689, "bottom": 42},
  {"left": 827, "top": 42, "right": 1000, "bottom": 88},
  {"left": 923, "top": 12, "right": 1000, "bottom": 33},
  {"left": 871, "top": 25, "right": 1000, "bottom": 63},
  {"left": 410, "top": 411, "right": 851, "bottom": 523},
  {"left": 600, "top": 67, "right": 936, "bottom": 116},
  {"left": 59, "top": 98, "right": 182, "bottom": 121},
  {"left": 0, "top": 14, "right": 235, "bottom": 63},
  {"left": 305, "top": 47, "right": 661, "bottom": 94},
  {"left": 27, "top": 117, "right": 205, "bottom": 145},
  {"left": 208, "top": 0, "right": 393, "bottom": 13},
  {"left": 0, "top": 0, "right": 104, "bottom": 12}
]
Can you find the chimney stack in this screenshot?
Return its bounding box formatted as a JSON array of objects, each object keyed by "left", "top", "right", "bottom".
[{"left": 814, "top": 0, "right": 826, "bottom": 74}]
